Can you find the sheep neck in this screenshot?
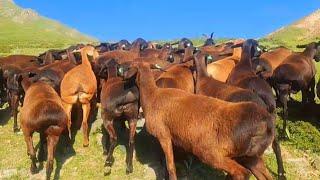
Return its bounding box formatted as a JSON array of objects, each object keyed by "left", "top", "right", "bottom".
[
  {"left": 238, "top": 44, "right": 253, "bottom": 68},
  {"left": 80, "top": 50, "right": 92, "bottom": 68},
  {"left": 303, "top": 44, "right": 317, "bottom": 59},
  {"left": 183, "top": 48, "right": 194, "bottom": 63},
  {"left": 137, "top": 66, "right": 157, "bottom": 110},
  {"left": 195, "top": 55, "right": 209, "bottom": 79}
]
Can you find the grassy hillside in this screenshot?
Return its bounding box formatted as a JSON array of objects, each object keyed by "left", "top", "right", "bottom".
[
  {"left": 0, "top": 0, "right": 97, "bottom": 56},
  {"left": 260, "top": 9, "right": 320, "bottom": 50}
]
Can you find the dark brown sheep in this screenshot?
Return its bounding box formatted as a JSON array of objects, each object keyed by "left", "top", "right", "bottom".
[
  {"left": 227, "top": 39, "right": 276, "bottom": 113},
  {"left": 254, "top": 47, "right": 293, "bottom": 79},
  {"left": 272, "top": 42, "right": 320, "bottom": 136},
  {"left": 99, "top": 59, "right": 139, "bottom": 175}
]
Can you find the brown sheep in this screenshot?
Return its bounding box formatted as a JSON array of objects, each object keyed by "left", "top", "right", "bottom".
[
  {"left": 98, "top": 42, "right": 141, "bottom": 64},
  {"left": 0, "top": 55, "right": 38, "bottom": 69},
  {"left": 155, "top": 63, "right": 195, "bottom": 93},
  {"left": 139, "top": 44, "right": 172, "bottom": 59},
  {"left": 99, "top": 59, "right": 139, "bottom": 175},
  {"left": 20, "top": 78, "right": 67, "bottom": 180},
  {"left": 254, "top": 47, "right": 293, "bottom": 79},
  {"left": 272, "top": 42, "right": 320, "bottom": 136},
  {"left": 194, "top": 52, "right": 285, "bottom": 179},
  {"left": 60, "top": 46, "right": 98, "bottom": 147},
  {"left": 227, "top": 39, "right": 276, "bottom": 113},
  {"left": 206, "top": 46, "right": 242, "bottom": 82},
  {"left": 122, "top": 61, "right": 275, "bottom": 180}
]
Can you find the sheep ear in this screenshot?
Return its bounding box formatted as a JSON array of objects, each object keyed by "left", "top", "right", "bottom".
[
  {"left": 210, "top": 32, "right": 214, "bottom": 39},
  {"left": 67, "top": 50, "right": 78, "bottom": 64},
  {"left": 296, "top": 44, "right": 307, "bottom": 48},
  {"left": 44, "top": 51, "right": 54, "bottom": 64}
]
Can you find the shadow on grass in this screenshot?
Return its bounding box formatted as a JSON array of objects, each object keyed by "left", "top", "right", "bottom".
[
  {"left": 0, "top": 106, "right": 12, "bottom": 126},
  {"left": 286, "top": 100, "right": 320, "bottom": 129},
  {"left": 101, "top": 119, "right": 225, "bottom": 180}
]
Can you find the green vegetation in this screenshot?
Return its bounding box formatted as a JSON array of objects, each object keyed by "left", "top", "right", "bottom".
[{"left": 0, "top": 0, "right": 97, "bottom": 56}]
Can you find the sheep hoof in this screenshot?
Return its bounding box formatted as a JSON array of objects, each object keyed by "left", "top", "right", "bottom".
[
  {"left": 104, "top": 166, "right": 112, "bottom": 176},
  {"left": 13, "top": 127, "right": 20, "bottom": 133},
  {"left": 126, "top": 165, "right": 133, "bottom": 174},
  {"left": 278, "top": 173, "right": 287, "bottom": 180},
  {"left": 30, "top": 166, "right": 38, "bottom": 174}
]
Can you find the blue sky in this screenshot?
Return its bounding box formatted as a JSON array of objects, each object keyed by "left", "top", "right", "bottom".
[{"left": 15, "top": 0, "right": 320, "bottom": 41}]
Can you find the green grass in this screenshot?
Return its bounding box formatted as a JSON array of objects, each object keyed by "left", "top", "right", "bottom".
[{"left": 0, "top": 0, "right": 97, "bottom": 56}]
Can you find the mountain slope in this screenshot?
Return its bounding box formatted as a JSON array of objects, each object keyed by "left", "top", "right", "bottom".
[
  {"left": 0, "top": 0, "right": 97, "bottom": 56},
  {"left": 261, "top": 9, "right": 320, "bottom": 49}
]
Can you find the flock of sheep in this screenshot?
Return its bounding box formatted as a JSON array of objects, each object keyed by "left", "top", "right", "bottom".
[{"left": 0, "top": 35, "right": 319, "bottom": 180}]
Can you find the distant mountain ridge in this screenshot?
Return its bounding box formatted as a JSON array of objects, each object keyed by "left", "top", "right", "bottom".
[{"left": 0, "top": 0, "right": 97, "bottom": 56}]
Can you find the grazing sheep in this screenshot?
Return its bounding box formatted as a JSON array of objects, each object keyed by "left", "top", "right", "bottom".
[{"left": 122, "top": 61, "right": 275, "bottom": 180}]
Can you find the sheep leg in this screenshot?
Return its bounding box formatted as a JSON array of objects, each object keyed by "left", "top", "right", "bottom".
[
  {"left": 203, "top": 155, "right": 250, "bottom": 180},
  {"left": 307, "top": 77, "right": 315, "bottom": 104},
  {"left": 302, "top": 88, "right": 308, "bottom": 105},
  {"left": 10, "top": 92, "right": 19, "bottom": 132},
  {"left": 46, "top": 134, "right": 59, "bottom": 180},
  {"left": 38, "top": 133, "right": 46, "bottom": 162},
  {"left": 158, "top": 138, "right": 177, "bottom": 180},
  {"left": 237, "top": 156, "right": 272, "bottom": 180},
  {"left": 104, "top": 120, "right": 117, "bottom": 175},
  {"left": 62, "top": 102, "right": 73, "bottom": 139},
  {"left": 81, "top": 103, "right": 91, "bottom": 147},
  {"left": 272, "top": 138, "right": 286, "bottom": 179},
  {"left": 24, "top": 134, "right": 38, "bottom": 174},
  {"left": 279, "top": 92, "right": 288, "bottom": 138},
  {"left": 126, "top": 118, "right": 137, "bottom": 174}
]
